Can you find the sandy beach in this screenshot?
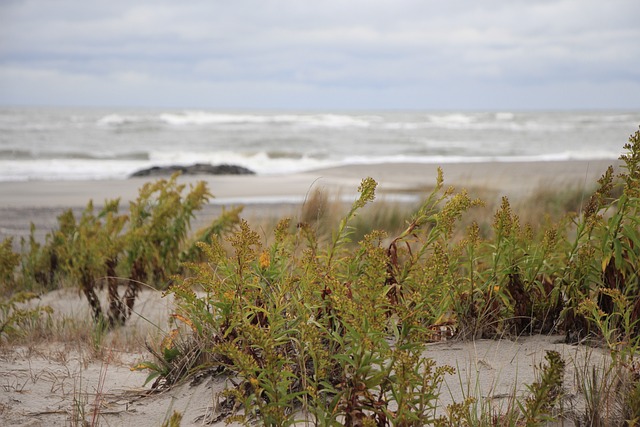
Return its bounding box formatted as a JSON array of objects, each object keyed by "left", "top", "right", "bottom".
[
  {"left": 0, "top": 159, "right": 617, "bottom": 207},
  {"left": 0, "top": 159, "right": 620, "bottom": 426},
  {"left": 0, "top": 159, "right": 618, "bottom": 244},
  {"left": 0, "top": 288, "right": 611, "bottom": 426}
]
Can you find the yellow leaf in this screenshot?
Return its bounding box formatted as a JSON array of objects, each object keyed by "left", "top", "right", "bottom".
[
  {"left": 171, "top": 313, "right": 197, "bottom": 332},
  {"left": 161, "top": 328, "right": 180, "bottom": 350}
]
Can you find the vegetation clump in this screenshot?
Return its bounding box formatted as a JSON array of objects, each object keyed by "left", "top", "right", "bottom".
[{"left": 6, "top": 173, "right": 239, "bottom": 329}]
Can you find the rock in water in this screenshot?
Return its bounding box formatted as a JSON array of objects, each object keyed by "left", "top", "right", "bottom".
[{"left": 130, "top": 163, "right": 255, "bottom": 178}]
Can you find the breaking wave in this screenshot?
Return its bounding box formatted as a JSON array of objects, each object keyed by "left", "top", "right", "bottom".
[{"left": 0, "top": 108, "right": 635, "bottom": 181}]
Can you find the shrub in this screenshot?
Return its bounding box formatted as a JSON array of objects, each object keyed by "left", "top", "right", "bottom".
[
  {"left": 0, "top": 238, "right": 20, "bottom": 294},
  {"left": 0, "top": 291, "right": 52, "bottom": 343},
  {"left": 563, "top": 129, "right": 640, "bottom": 345},
  {"left": 14, "top": 173, "right": 222, "bottom": 328},
  {"left": 134, "top": 177, "right": 456, "bottom": 425}
]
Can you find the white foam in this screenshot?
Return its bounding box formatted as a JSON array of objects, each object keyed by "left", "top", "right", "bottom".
[
  {"left": 0, "top": 147, "right": 623, "bottom": 182},
  {"left": 156, "top": 111, "right": 374, "bottom": 128},
  {"left": 96, "top": 114, "right": 146, "bottom": 126},
  {"left": 147, "top": 150, "right": 336, "bottom": 174},
  {"left": 2, "top": 108, "right": 635, "bottom": 182},
  {"left": 495, "top": 112, "right": 515, "bottom": 121},
  {"left": 0, "top": 159, "right": 145, "bottom": 181},
  {"left": 340, "top": 150, "right": 621, "bottom": 166}
]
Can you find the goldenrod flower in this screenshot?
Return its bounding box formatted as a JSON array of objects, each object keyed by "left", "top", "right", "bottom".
[
  {"left": 259, "top": 250, "right": 270, "bottom": 269},
  {"left": 249, "top": 377, "right": 260, "bottom": 388}
]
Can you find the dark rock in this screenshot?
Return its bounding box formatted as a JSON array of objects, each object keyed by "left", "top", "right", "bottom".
[{"left": 130, "top": 163, "right": 255, "bottom": 178}]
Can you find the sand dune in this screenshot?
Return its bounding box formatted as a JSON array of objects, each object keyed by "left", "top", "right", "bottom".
[{"left": 0, "top": 288, "right": 610, "bottom": 426}]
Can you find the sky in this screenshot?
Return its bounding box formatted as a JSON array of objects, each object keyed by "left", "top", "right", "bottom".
[{"left": 0, "top": 0, "right": 639, "bottom": 111}]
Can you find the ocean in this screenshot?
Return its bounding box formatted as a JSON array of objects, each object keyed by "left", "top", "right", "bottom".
[{"left": 0, "top": 108, "right": 637, "bottom": 182}]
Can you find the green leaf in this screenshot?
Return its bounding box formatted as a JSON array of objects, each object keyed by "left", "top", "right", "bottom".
[
  {"left": 163, "top": 347, "right": 180, "bottom": 363},
  {"left": 144, "top": 371, "right": 161, "bottom": 387},
  {"left": 614, "top": 238, "right": 623, "bottom": 270},
  {"left": 623, "top": 223, "right": 640, "bottom": 249},
  {"left": 131, "top": 361, "right": 163, "bottom": 372}
]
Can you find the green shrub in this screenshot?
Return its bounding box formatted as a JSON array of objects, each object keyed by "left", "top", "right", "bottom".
[
  {"left": 0, "top": 291, "right": 52, "bottom": 343},
  {"left": 0, "top": 238, "right": 20, "bottom": 294},
  {"left": 133, "top": 178, "right": 457, "bottom": 425},
  {"left": 14, "top": 173, "right": 220, "bottom": 328},
  {"left": 562, "top": 129, "right": 640, "bottom": 345}
]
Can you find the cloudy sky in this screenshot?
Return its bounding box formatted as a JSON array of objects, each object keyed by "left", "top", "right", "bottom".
[{"left": 1, "top": 0, "right": 639, "bottom": 110}]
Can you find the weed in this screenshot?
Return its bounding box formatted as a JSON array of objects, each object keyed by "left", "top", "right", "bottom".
[
  {"left": 0, "top": 237, "right": 20, "bottom": 295},
  {"left": 161, "top": 410, "right": 183, "bottom": 427},
  {"left": 0, "top": 291, "right": 52, "bottom": 343},
  {"left": 520, "top": 350, "right": 565, "bottom": 424}
]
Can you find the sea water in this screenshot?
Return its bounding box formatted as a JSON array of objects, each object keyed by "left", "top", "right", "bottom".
[{"left": 0, "top": 107, "right": 637, "bottom": 182}]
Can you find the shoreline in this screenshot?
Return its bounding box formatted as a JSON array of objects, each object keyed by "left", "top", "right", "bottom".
[
  {"left": 0, "top": 159, "right": 618, "bottom": 208},
  {"left": 0, "top": 159, "right": 619, "bottom": 244}
]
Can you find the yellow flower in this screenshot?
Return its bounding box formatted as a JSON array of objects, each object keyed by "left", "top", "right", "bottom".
[
  {"left": 493, "top": 285, "right": 500, "bottom": 293},
  {"left": 259, "top": 250, "right": 270, "bottom": 269}
]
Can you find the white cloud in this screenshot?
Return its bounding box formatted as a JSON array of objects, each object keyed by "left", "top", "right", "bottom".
[{"left": 0, "top": 0, "right": 639, "bottom": 109}]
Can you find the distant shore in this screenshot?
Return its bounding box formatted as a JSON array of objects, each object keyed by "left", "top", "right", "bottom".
[{"left": 0, "top": 159, "right": 619, "bottom": 244}]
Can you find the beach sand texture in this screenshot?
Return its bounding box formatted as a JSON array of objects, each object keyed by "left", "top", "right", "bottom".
[
  {"left": 0, "top": 159, "right": 619, "bottom": 426},
  {"left": 0, "top": 289, "right": 610, "bottom": 426}
]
